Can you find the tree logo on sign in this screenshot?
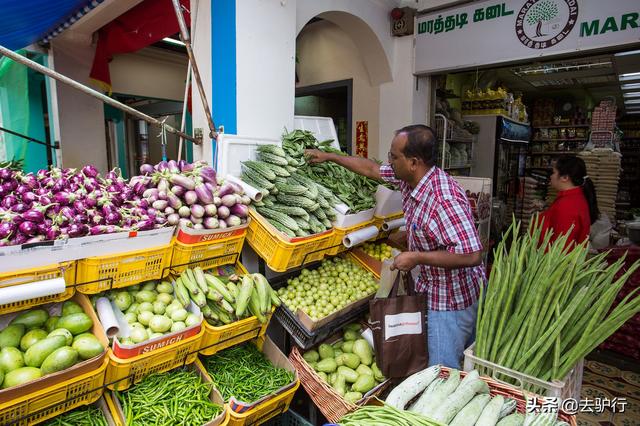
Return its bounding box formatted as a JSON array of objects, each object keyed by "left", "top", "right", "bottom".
[{"left": 515, "top": 0, "right": 578, "bottom": 49}]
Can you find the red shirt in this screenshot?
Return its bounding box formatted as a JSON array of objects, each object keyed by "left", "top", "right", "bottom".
[
  {"left": 380, "top": 164, "right": 485, "bottom": 311},
  {"left": 538, "top": 187, "right": 590, "bottom": 247}
]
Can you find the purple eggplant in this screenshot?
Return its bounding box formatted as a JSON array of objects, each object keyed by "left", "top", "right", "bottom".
[
  {"left": 167, "top": 160, "right": 179, "bottom": 173},
  {"left": 22, "top": 209, "right": 46, "bottom": 223},
  {"left": 155, "top": 216, "right": 167, "bottom": 226},
  {"left": 22, "top": 192, "right": 37, "bottom": 204},
  {"left": 166, "top": 213, "right": 180, "bottom": 225},
  {"left": 194, "top": 184, "right": 213, "bottom": 204},
  {"left": 204, "top": 204, "right": 217, "bottom": 217},
  {"left": 166, "top": 192, "right": 182, "bottom": 210},
  {"left": 152, "top": 200, "right": 168, "bottom": 211},
  {"left": 157, "top": 179, "right": 169, "bottom": 193},
  {"left": 230, "top": 204, "right": 248, "bottom": 218},
  {"left": 68, "top": 223, "right": 89, "bottom": 238},
  {"left": 221, "top": 194, "right": 237, "bottom": 207},
  {"left": 183, "top": 191, "right": 197, "bottom": 206},
  {"left": 203, "top": 217, "right": 219, "bottom": 230},
  {"left": 169, "top": 174, "right": 196, "bottom": 191},
  {"left": 16, "top": 184, "right": 30, "bottom": 195},
  {"left": 190, "top": 215, "right": 203, "bottom": 225},
  {"left": 217, "top": 205, "right": 230, "bottom": 219},
  {"left": 178, "top": 218, "right": 193, "bottom": 228},
  {"left": 0, "top": 222, "right": 15, "bottom": 239},
  {"left": 45, "top": 226, "right": 61, "bottom": 241},
  {"left": 82, "top": 165, "right": 99, "bottom": 178},
  {"left": 177, "top": 160, "right": 188, "bottom": 172},
  {"left": 18, "top": 221, "right": 37, "bottom": 236},
  {"left": 0, "top": 168, "right": 12, "bottom": 180},
  {"left": 217, "top": 183, "right": 239, "bottom": 198},
  {"left": 135, "top": 218, "right": 155, "bottom": 231},
  {"left": 178, "top": 206, "right": 191, "bottom": 218},
  {"left": 218, "top": 219, "right": 228, "bottom": 229},
  {"left": 171, "top": 185, "right": 185, "bottom": 197},
  {"left": 1, "top": 195, "right": 17, "bottom": 210},
  {"left": 198, "top": 166, "right": 217, "bottom": 184},
  {"left": 11, "top": 203, "right": 30, "bottom": 213},
  {"left": 105, "top": 211, "right": 122, "bottom": 225},
  {"left": 190, "top": 204, "right": 205, "bottom": 218},
  {"left": 139, "top": 163, "right": 154, "bottom": 175},
  {"left": 157, "top": 191, "right": 168, "bottom": 201},
  {"left": 53, "top": 191, "right": 76, "bottom": 205}
]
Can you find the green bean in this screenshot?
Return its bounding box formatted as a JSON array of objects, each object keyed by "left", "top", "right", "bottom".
[
  {"left": 116, "top": 368, "right": 222, "bottom": 426},
  {"left": 201, "top": 343, "right": 295, "bottom": 403},
  {"left": 41, "top": 405, "right": 107, "bottom": 426}
]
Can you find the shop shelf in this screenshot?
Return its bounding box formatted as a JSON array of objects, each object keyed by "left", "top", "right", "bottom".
[
  {"left": 0, "top": 261, "right": 76, "bottom": 315},
  {"left": 246, "top": 210, "right": 334, "bottom": 272},
  {"left": 76, "top": 244, "right": 173, "bottom": 294}
]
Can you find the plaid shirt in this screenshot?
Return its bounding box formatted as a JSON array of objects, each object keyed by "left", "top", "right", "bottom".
[{"left": 380, "top": 164, "right": 485, "bottom": 311}]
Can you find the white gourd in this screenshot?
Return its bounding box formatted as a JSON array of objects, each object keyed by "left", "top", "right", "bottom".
[{"left": 384, "top": 365, "right": 440, "bottom": 410}]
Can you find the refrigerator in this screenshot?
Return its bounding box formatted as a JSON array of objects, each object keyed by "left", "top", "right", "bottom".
[{"left": 464, "top": 115, "right": 531, "bottom": 236}]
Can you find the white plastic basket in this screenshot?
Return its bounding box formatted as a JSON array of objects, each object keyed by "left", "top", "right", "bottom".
[{"left": 463, "top": 343, "right": 583, "bottom": 402}]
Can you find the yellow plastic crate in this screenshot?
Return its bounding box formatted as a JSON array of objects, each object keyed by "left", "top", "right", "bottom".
[
  {"left": 171, "top": 235, "right": 245, "bottom": 274},
  {"left": 0, "top": 261, "right": 76, "bottom": 315},
  {"left": 106, "top": 327, "right": 204, "bottom": 391},
  {"left": 373, "top": 211, "right": 404, "bottom": 240},
  {"left": 246, "top": 210, "right": 334, "bottom": 272},
  {"left": 328, "top": 219, "right": 376, "bottom": 256},
  {"left": 200, "top": 313, "right": 272, "bottom": 357},
  {"left": 0, "top": 356, "right": 108, "bottom": 426},
  {"left": 76, "top": 244, "right": 173, "bottom": 294}
]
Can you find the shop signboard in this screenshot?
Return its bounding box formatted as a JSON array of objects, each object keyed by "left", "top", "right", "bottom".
[
  {"left": 356, "top": 121, "right": 369, "bottom": 157},
  {"left": 415, "top": 0, "right": 640, "bottom": 74}
]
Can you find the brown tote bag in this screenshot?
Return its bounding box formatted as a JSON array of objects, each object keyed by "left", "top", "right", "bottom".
[{"left": 369, "top": 271, "right": 428, "bottom": 378}]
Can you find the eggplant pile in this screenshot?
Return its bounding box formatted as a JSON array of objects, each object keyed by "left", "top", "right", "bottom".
[
  {"left": 136, "top": 160, "right": 249, "bottom": 230},
  {"left": 0, "top": 165, "right": 161, "bottom": 246}
]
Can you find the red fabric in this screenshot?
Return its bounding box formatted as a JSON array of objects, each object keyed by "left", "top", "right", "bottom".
[
  {"left": 90, "top": 0, "right": 190, "bottom": 91},
  {"left": 537, "top": 186, "right": 591, "bottom": 249},
  {"left": 380, "top": 164, "right": 484, "bottom": 311}
]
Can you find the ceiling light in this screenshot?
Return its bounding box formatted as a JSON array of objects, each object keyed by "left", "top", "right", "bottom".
[
  {"left": 615, "top": 50, "right": 640, "bottom": 57},
  {"left": 625, "top": 98, "right": 640, "bottom": 105},
  {"left": 623, "top": 92, "right": 640, "bottom": 98},
  {"left": 621, "top": 83, "right": 640, "bottom": 90},
  {"left": 619, "top": 72, "right": 640, "bottom": 81},
  {"left": 162, "top": 37, "right": 185, "bottom": 46}
]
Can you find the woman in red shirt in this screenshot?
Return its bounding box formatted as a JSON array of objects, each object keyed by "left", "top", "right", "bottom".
[{"left": 538, "top": 155, "right": 599, "bottom": 247}]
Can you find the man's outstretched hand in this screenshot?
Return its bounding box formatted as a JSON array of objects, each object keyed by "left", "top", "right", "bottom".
[{"left": 304, "top": 149, "right": 333, "bottom": 164}]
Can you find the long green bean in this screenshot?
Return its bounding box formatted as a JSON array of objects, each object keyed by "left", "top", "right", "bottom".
[
  {"left": 41, "top": 405, "right": 107, "bottom": 426},
  {"left": 339, "top": 404, "right": 445, "bottom": 426},
  {"left": 201, "top": 343, "right": 294, "bottom": 403},
  {"left": 115, "top": 369, "right": 222, "bottom": 426}
]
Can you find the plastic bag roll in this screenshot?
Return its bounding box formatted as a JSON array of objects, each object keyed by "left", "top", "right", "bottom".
[
  {"left": 0, "top": 277, "right": 65, "bottom": 305},
  {"left": 334, "top": 203, "right": 351, "bottom": 215},
  {"left": 382, "top": 217, "right": 406, "bottom": 232},
  {"left": 343, "top": 225, "right": 379, "bottom": 248},
  {"left": 96, "top": 297, "right": 120, "bottom": 338},
  {"left": 227, "top": 175, "right": 263, "bottom": 202}
]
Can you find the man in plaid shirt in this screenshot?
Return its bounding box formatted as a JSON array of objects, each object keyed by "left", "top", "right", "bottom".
[{"left": 306, "top": 124, "right": 484, "bottom": 368}]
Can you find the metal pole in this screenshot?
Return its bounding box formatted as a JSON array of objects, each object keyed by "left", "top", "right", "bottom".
[
  {"left": 171, "top": 0, "right": 217, "bottom": 140},
  {"left": 178, "top": 0, "right": 199, "bottom": 161},
  {"left": 0, "top": 44, "right": 201, "bottom": 145}
]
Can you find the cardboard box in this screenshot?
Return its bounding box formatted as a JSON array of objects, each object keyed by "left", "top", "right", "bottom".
[
  {"left": 109, "top": 362, "right": 228, "bottom": 426},
  {"left": 0, "top": 227, "right": 175, "bottom": 273},
  {"left": 176, "top": 219, "right": 250, "bottom": 244},
  {"left": 374, "top": 185, "right": 403, "bottom": 217},
  {"left": 0, "top": 294, "right": 109, "bottom": 405},
  {"left": 332, "top": 207, "right": 375, "bottom": 229},
  {"left": 351, "top": 239, "right": 404, "bottom": 278}
]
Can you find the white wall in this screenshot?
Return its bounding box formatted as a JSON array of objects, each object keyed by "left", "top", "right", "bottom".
[
  {"left": 296, "top": 20, "right": 382, "bottom": 158},
  {"left": 50, "top": 38, "right": 108, "bottom": 172},
  {"left": 236, "top": 0, "right": 296, "bottom": 139},
  {"left": 110, "top": 47, "right": 188, "bottom": 101}
]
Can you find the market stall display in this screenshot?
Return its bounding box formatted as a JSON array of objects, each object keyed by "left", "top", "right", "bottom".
[
  {"left": 276, "top": 256, "right": 378, "bottom": 324},
  {"left": 473, "top": 218, "right": 640, "bottom": 398},
  {"left": 41, "top": 400, "right": 112, "bottom": 426}
]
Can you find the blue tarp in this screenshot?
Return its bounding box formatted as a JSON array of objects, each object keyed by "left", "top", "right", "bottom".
[{"left": 0, "top": 0, "right": 100, "bottom": 50}]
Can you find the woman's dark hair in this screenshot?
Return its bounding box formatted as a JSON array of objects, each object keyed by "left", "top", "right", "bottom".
[
  {"left": 395, "top": 125, "right": 437, "bottom": 167},
  {"left": 555, "top": 155, "right": 599, "bottom": 224}
]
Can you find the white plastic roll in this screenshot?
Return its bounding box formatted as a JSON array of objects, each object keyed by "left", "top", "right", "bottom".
[
  {"left": 226, "top": 175, "right": 264, "bottom": 202},
  {"left": 96, "top": 297, "right": 120, "bottom": 338},
  {"left": 361, "top": 327, "right": 375, "bottom": 350},
  {"left": 382, "top": 217, "right": 406, "bottom": 232},
  {"left": 343, "top": 225, "right": 379, "bottom": 248},
  {"left": 0, "top": 277, "right": 65, "bottom": 305}
]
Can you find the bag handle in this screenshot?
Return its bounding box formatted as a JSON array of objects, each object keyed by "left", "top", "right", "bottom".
[{"left": 389, "top": 271, "right": 416, "bottom": 297}]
